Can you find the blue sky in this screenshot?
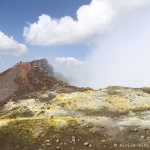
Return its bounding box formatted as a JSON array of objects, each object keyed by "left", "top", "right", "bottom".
[
  {"left": 0, "top": 0, "right": 90, "bottom": 39},
  {"left": 1, "top": 0, "right": 150, "bottom": 88},
  {"left": 0, "top": 0, "right": 91, "bottom": 71}
]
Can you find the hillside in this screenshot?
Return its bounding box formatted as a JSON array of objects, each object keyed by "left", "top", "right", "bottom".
[
  {"left": 0, "top": 59, "right": 79, "bottom": 105},
  {"left": 0, "top": 59, "right": 150, "bottom": 150}
]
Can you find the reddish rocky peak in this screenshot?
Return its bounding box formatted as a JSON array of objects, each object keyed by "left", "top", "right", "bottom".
[
  {"left": 30, "top": 59, "right": 54, "bottom": 75},
  {"left": 0, "top": 59, "right": 78, "bottom": 104},
  {"left": 0, "top": 59, "right": 54, "bottom": 82}
]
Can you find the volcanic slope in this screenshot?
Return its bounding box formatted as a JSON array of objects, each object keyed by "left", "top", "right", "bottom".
[
  {"left": 0, "top": 87, "right": 150, "bottom": 150},
  {"left": 0, "top": 59, "right": 79, "bottom": 104}
]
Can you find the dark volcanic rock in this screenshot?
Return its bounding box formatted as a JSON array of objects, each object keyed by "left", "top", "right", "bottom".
[
  {"left": 0, "top": 59, "right": 78, "bottom": 104},
  {"left": 30, "top": 59, "right": 54, "bottom": 75}
]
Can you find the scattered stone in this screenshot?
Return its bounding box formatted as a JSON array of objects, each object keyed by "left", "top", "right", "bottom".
[
  {"left": 101, "top": 140, "right": 107, "bottom": 143},
  {"left": 56, "top": 139, "right": 59, "bottom": 143},
  {"left": 32, "top": 66, "right": 37, "bottom": 69},
  {"left": 84, "top": 142, "right": 89, "bottom": 146},
  {"left": 141, "top": 136, "right": 145, "bottom": 139},
  {"left": 56, "top": 147, "right": 60, "bottom": 149},
  {"left": 71, "top": 136, "right": 76, "bottom": 144},
  {"left": 72, "top": 136, "right": 76, "bottom": 139},
  {"left": 35, "top": 130, "right": 43, "bottom": 138},
  {"left": 46, "top": 143, "right": 51, "bottom": 146},
  {"left": 89, "top": 144, "right": 92, "bottom": 148},
  {"left": 46, "top": 140, "right": 50, "bottom": 142},
  {"left": 144, "top": 128, "right": 149, "bottom": 131},
  {"left": 131, "top": 128, "right": 138, "bottom": 132}
]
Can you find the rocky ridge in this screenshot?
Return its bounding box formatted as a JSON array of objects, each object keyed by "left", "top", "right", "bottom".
[{"left": 0, "top": 59, "right": 78, "bottom": 104}]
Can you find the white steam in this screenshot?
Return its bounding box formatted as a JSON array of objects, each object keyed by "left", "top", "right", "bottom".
[
  {"left": 23, "top": 0, "right": 150, "bottom": 89},
  {"left": 55, "top": 57, "right": 87, "bottom": 67},
  {"left": 53, "top": 1, "right": 150, "bottom": 89},
  {"left": 86, "top": 10, "right": 150, "bottom": 89}
]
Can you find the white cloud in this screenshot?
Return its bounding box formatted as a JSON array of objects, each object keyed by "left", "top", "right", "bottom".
[
  {"left": 23, "top": 0, "right": 150, "bottom": 46},
  {"left": 23, "top": 0, "right": 114, "bottom": 45},
  {"left": 71, "top": 3, "right": 150, "bottom": 89},
  {"left": 54, "top": 57, "right": 88, "bottom": 86},
  {"left": 55, "top": 57, "right": 87, "bottom": 67},
  {"left": 0, "top": 31, "right": 28, "bottom": 55},
  {"left": 115, "top": 0, "right": 150, "bottom": 9}
]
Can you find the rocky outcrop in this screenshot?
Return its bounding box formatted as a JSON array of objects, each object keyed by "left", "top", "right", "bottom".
[
  {"left": 30, "top": 59, "right": 54, "bottom": 75},
  {"left": 0, "top": 59, "right": 78, "bottom": 104}
]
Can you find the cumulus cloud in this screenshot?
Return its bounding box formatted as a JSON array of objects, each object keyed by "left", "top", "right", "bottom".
[
  {"left": 55, "top": 57, "right": 87, "bottom": 67},
  {"left": 23, "top": 0, "right": 114, "bottom": 45},
  {"left": 23, "top": 0, "right": 150, "bottom": 46},
  {"left": 0, "top": 31, "right": 28, "bottom": 55}
]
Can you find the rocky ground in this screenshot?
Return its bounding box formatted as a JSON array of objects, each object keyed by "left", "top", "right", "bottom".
[{"left": 0, "top": 86, "right": 150, "bottom": 150}]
